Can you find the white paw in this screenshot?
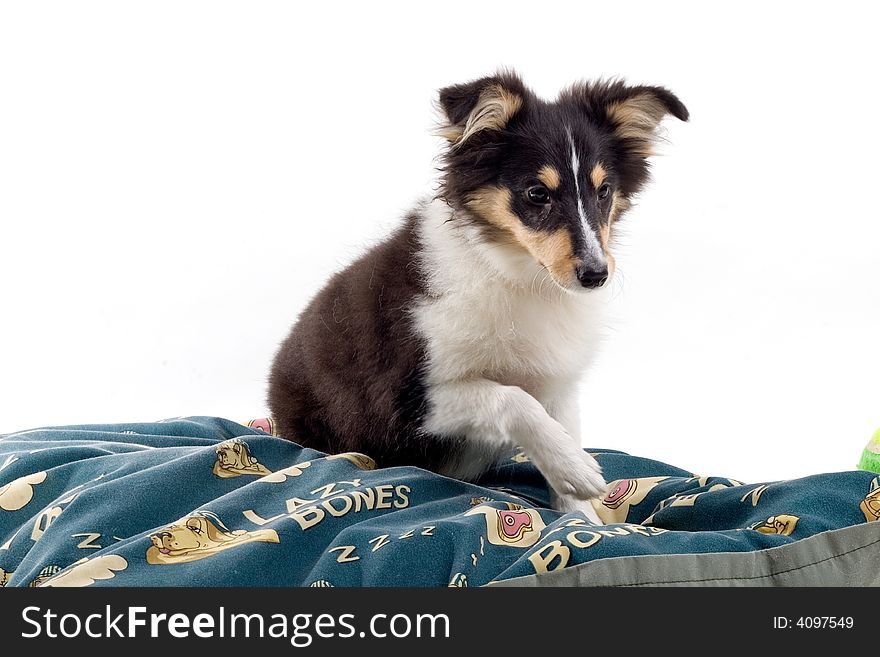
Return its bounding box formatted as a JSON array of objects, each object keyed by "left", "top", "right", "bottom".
[
  {"left": 557, "top": 450, "right": 607, "bottom": 500},
  {"left": 529, "top": 434, "right": 607, "bottom": 501},
  {"left": 552, "top": 493, "right": 604, "bottom": 524}
]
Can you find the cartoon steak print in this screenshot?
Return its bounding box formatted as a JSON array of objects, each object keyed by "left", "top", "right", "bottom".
[
  {"left": 603, "top": 479, "right": 636, "bottom": 509},
  {"left": 465, "top": 502, "right": 547, "bottom": 548},
  {"left": 497, "top": 509, "right": 533, "bottom": 542},
  {"left": 247, "top": 418, "right": 277, "bottom": 436},
  {"left": 595, "top": 476, "right": 668, "bottom": 524}
]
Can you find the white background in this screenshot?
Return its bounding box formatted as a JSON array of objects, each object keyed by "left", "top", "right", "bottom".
[{"left": 1, "top": 1, "right": 877, "bottom": 482}]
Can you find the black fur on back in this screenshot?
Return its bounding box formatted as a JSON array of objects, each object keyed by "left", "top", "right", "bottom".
[{"left": 268, "top": 214, "right": 439, "bottom": 468}]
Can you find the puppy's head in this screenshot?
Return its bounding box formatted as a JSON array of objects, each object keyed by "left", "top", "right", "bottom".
[{"left": 437, "top": 71, "right": 687, "bottom": 292}]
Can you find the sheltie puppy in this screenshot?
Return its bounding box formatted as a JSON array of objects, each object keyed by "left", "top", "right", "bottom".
[{"left": 269, "top": 71, "right": 687, "bottom": 515}]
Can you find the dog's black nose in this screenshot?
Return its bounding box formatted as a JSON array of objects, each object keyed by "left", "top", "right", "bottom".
[{"left": 576, "top": 265, "right": 608, "bottom": 288}]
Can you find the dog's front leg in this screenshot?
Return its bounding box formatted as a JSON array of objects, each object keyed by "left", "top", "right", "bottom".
[
  {"left": 542, "top": 388, "right": 581, "bottom": 441},
  {"left": 541, "top": 391, "right": 605, "bottom": 522},
  {"left": 425, "top": 379, "right": 606, "bottom": 502}
]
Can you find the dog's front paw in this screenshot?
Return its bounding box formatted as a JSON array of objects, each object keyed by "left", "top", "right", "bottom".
[
  {"left": 552, "top": 492, "right": 604, "bottom": 524},
  {"left": 532, "top": 441, "right": 607, "bottom": 501},
  {"left": 557, "top": 450, "right": 607, "bottom": 500}
]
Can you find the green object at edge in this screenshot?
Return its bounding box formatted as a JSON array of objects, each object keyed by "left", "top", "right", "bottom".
[{"left": 858, "top": 428, "right": 880, "bottom": 474}]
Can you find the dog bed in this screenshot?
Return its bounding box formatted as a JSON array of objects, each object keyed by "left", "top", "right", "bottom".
[{"left": 1, "top": 416, "right": 877, "bottom": 587}]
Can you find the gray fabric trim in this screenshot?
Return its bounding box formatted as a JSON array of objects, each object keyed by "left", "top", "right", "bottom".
[{"left": 489, "top": 522, "right": 880, "bottom": 587}]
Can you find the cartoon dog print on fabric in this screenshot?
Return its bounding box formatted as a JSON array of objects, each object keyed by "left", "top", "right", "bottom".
[
  {"left": 212, "top": 439, "right": 272, "bottom": 479},
  {"left": 861, "top": 477, "right": 880, "bottom": 523},
  {"left": 146, "top": 511, "right": 279, "bottom": 564},
  {"left": 750, "top": 514, "right": 800, "bottom": 536}
]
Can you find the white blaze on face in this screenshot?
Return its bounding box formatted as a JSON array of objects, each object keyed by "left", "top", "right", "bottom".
[{"left": 567, "top": 128, "right": 606, "bottom": 266}]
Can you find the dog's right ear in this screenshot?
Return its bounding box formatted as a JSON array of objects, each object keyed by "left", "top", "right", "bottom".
[{"left": 437, "top": 72, "right": 526, "bottom": 148}]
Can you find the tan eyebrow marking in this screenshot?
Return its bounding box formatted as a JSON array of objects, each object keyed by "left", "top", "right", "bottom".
[
  {"left": 466, "top": 186, "right": 578, "bottom": 287},
  {"left": 537, "top": 165, "right": 561, "bottom": 190},
  {"left": 590, "top": 162, "right": 607, "bottom": 189}
]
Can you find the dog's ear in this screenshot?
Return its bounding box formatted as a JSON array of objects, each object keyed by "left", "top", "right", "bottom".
[
  {"left": 437, "top": 71, "right": 526, "bottom": 148},
  {"left": 564, "top": 80, "right": 687, "bottom": 196},
  {"left": 567, "top": 80, "right": 688, "bottom": 158}
]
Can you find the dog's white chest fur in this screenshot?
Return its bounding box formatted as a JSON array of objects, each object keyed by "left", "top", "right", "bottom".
[{"left": 413, "top": 199, "right": 607, "bottom": 398}]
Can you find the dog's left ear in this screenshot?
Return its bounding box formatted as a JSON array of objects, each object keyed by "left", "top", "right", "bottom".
[
  {"left": 567, "top": 80, "right": 688, "bottom": 158},
  {"left": 437, "top": 71, "right": 527, "bottom": 148}
]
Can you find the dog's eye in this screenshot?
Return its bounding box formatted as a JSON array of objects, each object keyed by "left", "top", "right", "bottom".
[
  {"left": 525, "top": 185, "right": 551, "bottom": 206},
  {"left": 597, "top": 183, "right": 612, "bottom": 200}
]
